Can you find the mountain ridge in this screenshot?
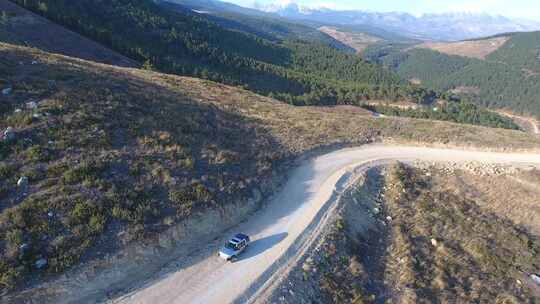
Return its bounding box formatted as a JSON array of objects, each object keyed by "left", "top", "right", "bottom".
[{"left": 242, "top": 1, "right": 540, "bottom": 41}]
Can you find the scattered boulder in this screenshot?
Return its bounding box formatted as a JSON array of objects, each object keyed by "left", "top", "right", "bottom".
[
  {"left": 531, "top": 274, "right": 540, "bottom": 285},
  {"left": 26, "top": 101, "right": 38, "bottom": 110},
  {"left": 17, "top": 176, "right": 29, "bottom": 188},
  {"left": 386, "top": 216, "right": 393, "bottom": 222},
  {"left": 19, "top": 243, "right": 30, "bottom": 254},
  {"left": 2, "top": 87, "right": 12, "bottom": 95},
  {"left": 35, "top": 258, "right": 48, "bottom": 269},
  {"left": 14, "top": 108, "right": 22, "bottom": 114},
  {"left": 3, "top": 127, "right": 16, "bottom": 141},
  {"left": 31, "top": 60, "right": 38, "bottom": 65},
  {"left": 431, "top": 238, "right": 438, "bottom": 247}
]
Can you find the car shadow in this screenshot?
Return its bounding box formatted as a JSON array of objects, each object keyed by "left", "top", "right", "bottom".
[{"left": 235, "top": 232, "right": 288, "bottom": 262}]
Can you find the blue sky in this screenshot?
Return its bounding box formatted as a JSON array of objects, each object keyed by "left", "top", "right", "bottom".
[{"left": 226, "top": 0, "right": 540, "bottom": 20}]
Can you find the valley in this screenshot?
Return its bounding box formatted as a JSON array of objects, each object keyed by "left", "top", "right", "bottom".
[{"left": 364, "top": 31, "right": 540, "bottom": 118}]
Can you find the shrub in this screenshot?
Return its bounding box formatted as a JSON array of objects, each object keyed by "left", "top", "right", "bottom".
[
  {"left": 88, "top": 215, "right": 106, "bottom": 234},
  {"left": 5, "top": 228, "right": 23, "bottom": 246},
  {"left": 62, "top": 161, "right": 105, "bottom": 184},
  {"left": 6, "top": 112, "right": 34, "bottom": 127},
  {"left": 25, "top": 146, "right": 52, "bottom": 162},
  {"left": 193, "top": 183, "right": 212, "bottom": 203},
  {"left": 0, "top": 163, "right": 13, "bottom": 180},
  {"left": 111, "top": 206, "right": 132, "bottom": 221},
  {"left": 22, "top": 167, "right": 45, "bottom": 182},
  {"left": 47, "top": 163, "right": 68, "bottom": 178},
  {"left": 0, "top": 261, "right": 20, "bottom": 291},
  {"left": 169, "top": 188, "right": 193, "bottom": 206},
  {"left": 70, "top": 201, "right": 99, "bottom": 224}
]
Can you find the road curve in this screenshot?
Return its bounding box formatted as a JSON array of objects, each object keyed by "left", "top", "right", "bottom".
[
  {"left": 114, "top": 145, "right": 540, "bottom": 304},
  {"left": 498, "top": 112, "right": 540, "bottom": 134}
]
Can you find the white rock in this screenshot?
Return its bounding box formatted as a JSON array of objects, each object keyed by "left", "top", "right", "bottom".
[
  {"left": 31, "top": 60, "right": 38, "bottom": 65},
  {"left": 19, "top": 243, "right": 30, "bottom": 253},
  {"left": 2, "top": 87, "right": 12, "bottom": 95},
  {"left": 386, "top": 216, "right": 393, "bottom": 221},
  {"left": 26, "top": 101, "right": 38, "bottom": 109},
  {"left": 3, "top": 127, "right": 15, "bottom": 141},
  {"left": 431, "top": 238, "right": 438, "bottom": 247},
  {"left": 35, "top": 258, "right": 47, "bottom": 269},
  {"left": 17, "top": 176, "right": 29, "bottom": 188},
  {"left": 531, "top": 274, "right": 540, "bottom": 285}
]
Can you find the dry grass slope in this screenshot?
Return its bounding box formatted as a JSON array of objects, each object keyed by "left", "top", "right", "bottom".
[
  {"left": 384, "top": 163, "right": 539, "bottom": 303},
  {"left": 319, "top": 26, "right": 381, "bottom": 54},
  {"left": 415, "top": 36, "right": 510, "bottom": 59},
  {"left": 272, "top": 164, "right": 540, "bottom": 303}
]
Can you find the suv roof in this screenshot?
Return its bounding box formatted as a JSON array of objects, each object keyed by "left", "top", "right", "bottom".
[{"left": 233, "top": 233, "right": 249, "bottom": 241}]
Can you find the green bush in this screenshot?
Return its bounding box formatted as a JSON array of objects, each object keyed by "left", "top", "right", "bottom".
[
  {"left": 70, "top": 201, "right": 99, "bottom": 224},
  {"left": 88, "top": 215, "right": 106, "bottom": 234},
  {"left": 6, "top": 112, "right": 34, "bottom": 127},
  {"left": 62, "top": 161, "right": 105, "bottom": 184},
  {"left": 5, "top": 229, "right": 23, "bottom": 246},
  {"left": 0, "top": 261, "right": 20, "bottom": 291},
  {"left": 22, "top": 167, "right": 45, "bottom": 182},
  {"left": 0, "top": 163, "right": 13, "bottom": 180},
  {"left": 193, "top": 183, "right": 212, "bottom": 203},
  {"left": 169, "top": 188, "right": 193, "bottom": 206},
  {"left": 25, "top": 146, "right": 52, "bottom": 162}
]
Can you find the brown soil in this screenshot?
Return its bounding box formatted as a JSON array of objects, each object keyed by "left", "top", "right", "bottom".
[
  {"left": 319, "top": 26, "right": 381, "bottom": 54},
  {"left": 416, "top": 36, "right": 510, "bottom": 59}
]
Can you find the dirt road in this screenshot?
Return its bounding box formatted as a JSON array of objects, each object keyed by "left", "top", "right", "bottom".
[
  {"left": 113, "top": 145, "right": 540, "bottom": 304},
  {"left": 497, "top": 111, "right": 540, "bottom": 134}
]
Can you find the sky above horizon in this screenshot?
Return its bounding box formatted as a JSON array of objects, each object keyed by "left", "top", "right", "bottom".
[{"left": 226, "top": 0, "right": 540, "bottom": 20}]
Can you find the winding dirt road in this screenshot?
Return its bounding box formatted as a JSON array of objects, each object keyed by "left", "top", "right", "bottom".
[
  {"left": 113, "top": 145, "right": 540, "bottom": 304},
  {"left": 497, "top": 111, "right": 540, "bottom": 134}
]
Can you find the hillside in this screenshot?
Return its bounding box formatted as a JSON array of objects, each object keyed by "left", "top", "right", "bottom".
[
  {"left": 160, "top": 0, "right": 352, "bottom": 50},
  {"left": 6, "top": 0, "right": 431, "bottom": 106},
  {"left": 318, "top": 26, "right": 381, "bottom": 54},
  {"left": 364, "top": 32, "right": 540, "bottom": 117},
  {"left": 270, "top": 163, "right": 540, "bottom": 303},
  {"left": 415, "top": 35, "right": 511, "bottom": 59},
  {"left": 2, "top": 42, "right": 540, "bottom": 299},
  {"left": 0, "top": 0, "right": 136, "bottom": 67}
]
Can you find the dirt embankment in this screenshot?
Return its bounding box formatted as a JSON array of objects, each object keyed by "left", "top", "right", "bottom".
[{"left": 268, "top": 162, "right": 540, "bottom": 303}]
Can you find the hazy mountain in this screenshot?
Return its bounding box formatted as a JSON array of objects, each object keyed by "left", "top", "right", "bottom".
[{"left": 256, "top": 2, "right": 540, "bottom": 41}]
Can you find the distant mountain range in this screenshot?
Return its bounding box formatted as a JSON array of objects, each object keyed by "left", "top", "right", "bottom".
[{"left": 252, "top": 2, "right": 540, "bottom": 41}]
